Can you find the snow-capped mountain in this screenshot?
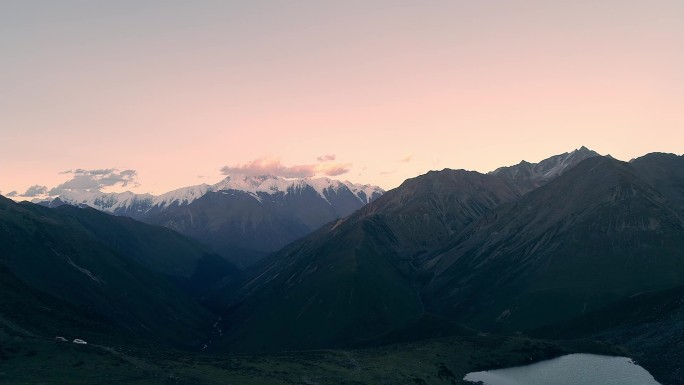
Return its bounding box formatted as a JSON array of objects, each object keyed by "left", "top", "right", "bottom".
[
  {"left": 45, "top": 175, "right": 384, "bottom": 267},
  {"left": 46, "top": 175, "right": 383, "bottom": 218},
  {"left": 490, "top": 146, "right": 600, "bottom": 193},
  {"left": 211, "top": 175, "right": 382, "bottom": 205}
]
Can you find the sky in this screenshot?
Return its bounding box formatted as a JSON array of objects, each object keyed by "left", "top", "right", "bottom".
[{"left": 1, "top": 0, "right": 683, "bottom": 198}]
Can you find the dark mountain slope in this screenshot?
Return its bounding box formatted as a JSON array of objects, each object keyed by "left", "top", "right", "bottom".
[
  {"left": 536, "top": 284, "right": 684, "bottom": 385},
  {"left": 51, "top": 204, "right": 241, "bottom": 298},
  {"left": 631, "top": 152, "right": 684, "bottom": 214},
  {"left": 217, "top": 218, "right": 425, "bottom": 352},
  {"left": 217, "top": 169, "right": 520, "bottom": 352},
  {"left": 141, "top": 190, "right": 311, "bottom": 268},
  {"left": 361, "top": 169, "right": 521, "bottom": 257},
  {"left": 0, "top": 196, "right": 215, "bottom": 347},
  {"left": 0, "top": 262, "right": 126, "bottom": 345},
  {"left": 422, "top": 156, "right": 684, "bottom": 332},
  {"left": 142, "top": 184, "right": 382, "bottom": 269}
]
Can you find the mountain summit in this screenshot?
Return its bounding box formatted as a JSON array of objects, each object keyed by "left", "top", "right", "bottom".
[
  {"left": 490, "top": 146, "right": 600, "bottom": 193},
  {"left": 422, "top": 156, "right": 684, "bottom": 331},
  {"left": 217, "top": 152, "right": 684, "bottom": 355}
]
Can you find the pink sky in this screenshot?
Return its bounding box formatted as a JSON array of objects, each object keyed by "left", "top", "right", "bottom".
[{"left": 1, "top": 1, "right": 682, "bottom": 197}]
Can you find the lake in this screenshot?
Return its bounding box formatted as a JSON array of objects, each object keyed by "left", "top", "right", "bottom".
[{"left": 464, "top": 353, "right": 661, "bottom": 385}]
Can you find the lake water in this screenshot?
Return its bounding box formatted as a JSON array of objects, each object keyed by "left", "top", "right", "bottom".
[{"left": 464, "top": 353, "right": 661, "bottom": 385}]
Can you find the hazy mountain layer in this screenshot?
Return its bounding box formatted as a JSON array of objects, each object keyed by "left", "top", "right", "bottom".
[{"left": 46, "top": 175, "right": 384, "bottom": 267}]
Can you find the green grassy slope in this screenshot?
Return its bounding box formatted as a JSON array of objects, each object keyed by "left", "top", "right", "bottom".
[{"left": 51, "top": 204, "right": 242, "bottom": 298}]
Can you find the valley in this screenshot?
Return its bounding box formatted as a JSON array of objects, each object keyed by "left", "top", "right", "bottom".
[
  {"left": 1, "top": 324, "right": 620, "bottom": 385},
  {"left": 4, "top": 3, "right": 682, "bottom": 383},
  {"left": 2, "top": 149, "right": 683, "bottom": 384}
]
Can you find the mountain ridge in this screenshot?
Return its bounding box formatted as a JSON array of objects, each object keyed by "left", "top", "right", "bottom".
[
  {"left": 216, "top": 168, "right": 522, "bottom": 352},
  {"left": 421, "top": 156, "right": 684, "bottom": 331},
  {"left": 40, "top": 175, "right": 384, "bottom": 268},
  {"left": 3, "top": 148, "right": 684, "bottom": 384},
  {"left": 42, "top": 174, "right": 384, "bottom": 217},
  {"left": 490, "top": 146, "right": 600, "bottom": 193},
  {"left": 216, "top": 152, "right": 684, "bottom": 356}
]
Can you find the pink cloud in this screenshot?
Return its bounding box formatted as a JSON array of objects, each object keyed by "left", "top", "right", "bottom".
[
  {"left": 49, "top": 168, "right": 139, "bottom": 195},
  {"left": 22, "top": 185, "right": 48, "bottom": 197},
  {"left": 221, "top": 157, "right": 351, "bottom": 178},
  {"left": 316, "top": 154, "right": 336, "bottom": 162},
  {"left": 316, "top": 163, "right": 350, "bottom": 176}
]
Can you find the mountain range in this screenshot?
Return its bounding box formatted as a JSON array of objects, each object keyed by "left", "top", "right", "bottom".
[
  {"left": 3, "top": 147, "right": 684, "bottom": 384},
  {"left": 214, "top": 149, "right": 684, "bottom": 385},
  {"left": 215, "top": 147, "right": 619, "bottom": 351},
  {"left": 422, "top": 156, "right": 684, "bottom": 331},
  {"left": 44, "top": 175, "right": 384, "bottom": 267}
]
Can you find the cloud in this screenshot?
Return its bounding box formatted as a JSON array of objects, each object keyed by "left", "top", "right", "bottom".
[
  {"left": 221, "top": 157, "right": 351, "bottom": 178},
  {"left": 49, "top": 168, "right": 138, "bottom": 195},
  {"left": 399, "top": 154, "right": 413, "bottom": 163},
  {"left": 5, "top": 191, "right": 18, "bottom": 197},
  {"left": 316, "top": 163, "right": 351, "bottom": 176},
  {"left": 316, "top": 154, "right": 336, "bottom": 162},
  {"left": 22, "top": 185, "right": 48, "bottom": 197}
]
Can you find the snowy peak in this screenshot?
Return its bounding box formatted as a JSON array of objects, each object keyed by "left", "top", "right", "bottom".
[
  {"left": 47, "top": 189, "right": 155, "bottom": 215},
  {"left": 45, "top": 175, "right": 384, "bottom": 215},
  {"left": 340, "top": 181, "right": 384, "bottom": 205},
  {"left": 490, "top": 147, "right": 600, "bottom": 192},
  {"left": 533, "top": 146, "right": 600, "bottom": 179},
  {"left": 154, "top": 184, "right": 211, "bottom": 208},
  {"left": 212, "top": 174, "right": 293, "bottom": 197},
  {"left": 210, "top": 174, "right": 383, "bottom": 204}
]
